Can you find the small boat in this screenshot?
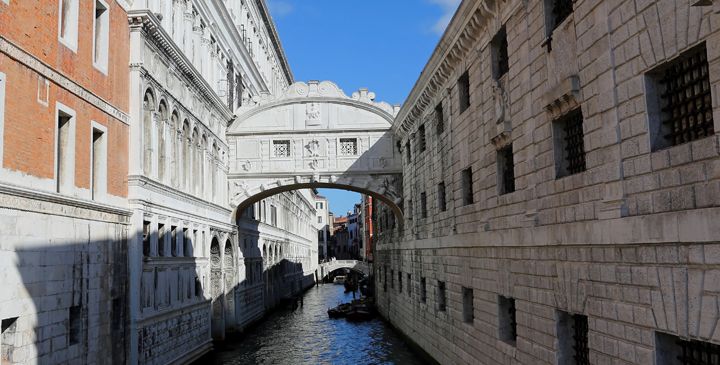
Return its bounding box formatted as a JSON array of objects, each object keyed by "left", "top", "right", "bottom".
[
  {"left": 327, "top": 303, "right": 352, "bottom": 318},
  {"left": 345, "top": 309, "right": 373, "bottom": 322},
  {"left": 333, "top": 275, "right": 346, "bottom": 284}
]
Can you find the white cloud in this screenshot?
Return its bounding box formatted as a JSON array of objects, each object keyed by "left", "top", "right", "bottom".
[
  {"left": 267, "top": 0, "right": 294, "bottom": 18},
  {"left": 428, "top": 0, "right": 461, "bottom": 34}
]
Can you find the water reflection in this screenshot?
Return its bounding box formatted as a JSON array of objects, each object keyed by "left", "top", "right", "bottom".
[{"left": 196, "top": 284, "right": 427, "bottom": 365}]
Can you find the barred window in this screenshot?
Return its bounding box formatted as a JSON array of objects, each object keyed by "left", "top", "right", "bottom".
[
  {"left": 548, "top": 0, "right": 573, "bottom": 32},
  {"left": 462, "top": 287, "right": 474, "bottom": 323},
  {"left": 420, "top": 277, "right": 427, "bottom": 303},
  {"left": 437, "top": 281, "right": 447, "bottom": 312},
  {"left": 558, "top": 311, "right": 589, "bottom": 365},
  {"left": 436, "top": 103, "right": 444, "bottom": 135},
  {"left": 656, "top": 332, "right": 720, "bottom": 365},
  {"left": 499, "top": 296, "right": 517, "bottom": 345},
  {"left": 438, "top": 182, "right": 447, "bottom": 212},
  {"left": 462, "top": 168, "right": 473, "bottom": 205},
  {"left": 420, "top": 192, "right": 427, "bottom": 218},
  {"left": 339, "top": 138, "right": 358, "bottom": 155},
  {"left": 458, "top": 71, "right": 471, "bottom": 113},
  {"left": 492, "top": 27, "right": 509, "bottom": 80},
  {"left": 273, "top": 140, "right": 290, "bottom": 157},
  {"left": 554, "top": 108, "right": 586, "bottom": 177},
  {"left": 418, "top": 125, "right": 427, "bottom": 153},
  {"left": 498, "top": 145, "right": 515, "bottom": 195},
  {"left": 648, "top": 43, "right": 714, "bottom": 150},
  {"left": 405, "top": 141, "right": 412, "bottom": 162}
]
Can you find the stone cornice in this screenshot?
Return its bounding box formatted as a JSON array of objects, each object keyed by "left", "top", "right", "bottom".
[
  {"left": 0, "top": 181, "right": 131, "bottom": 223},
  {"left": 128, "top": 174, "right": 233, "bottom": 216},
  {"left": 394, "top": 0, "right": 517, "bottom": 137},
  {"left": 254, "top": 0, "right": 294, "bottom": 84},
  {"left": 0, "top": 37, "right": 130, "bottom": 125},
  {"left": 127, "top": 10, "right": 234, "bottom": 122}
]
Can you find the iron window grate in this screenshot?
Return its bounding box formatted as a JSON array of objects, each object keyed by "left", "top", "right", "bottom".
[
  {"left": 459, "top": 72, "right": 471, "bottom": 113},
  {"left": 561, "top": 109, "right": 586, "bottom": 176},
  {"left": 499, "top": 145, "right": 515, "bottom": 195},
  {"left": 660, "top": 44, "right": 714, "bottom": 146},
  {"left": 552, "top": 0, "right": 574, "bottom": 31},
  {"left": 573, "top": 314, "right": 590, "bottom": 365},
  {"left": 418, "top": 125, "right": 427, "bottom": 153},
  {"left": 509, "top": 299, "right": 517, "bottom": 340},
  {"left": 436, "top": 103, "right": 444, "bottom": 135},
  {"left": 493, "top": 27, "right": 509, "bottom": 79},
  {"left": 677, "top": 338, "right": 720, "bottom": 365}
]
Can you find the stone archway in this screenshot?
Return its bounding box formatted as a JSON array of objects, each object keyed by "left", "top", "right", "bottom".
[
  {"left": 209, "top": 238, "right": 224, "bottom": 340},
  {"left": 227, "top": 81, "right": 405, "bottom": 222}
]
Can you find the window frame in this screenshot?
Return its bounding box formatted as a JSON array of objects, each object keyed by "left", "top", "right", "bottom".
[
  {"left": 58, "top": 0, "right": 79, "bottom": 53},
  {"left": 55, "top": 102, "right": 77, "bottom": 195},
  {"left": 458, "top": 71, "right": 471, "bottom": 113},
  {"left": 92, "top": 0, "right": 111, "bottom": 74},
  {"left": 90, "top": 121, "right": 108, "bottom": 200}
]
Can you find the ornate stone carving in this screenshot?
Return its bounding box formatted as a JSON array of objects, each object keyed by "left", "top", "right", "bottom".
[
  {"left": 309, "top": 159, "right": 319, "bottom": 170},
  {"left": 492, "top": 79, "right": 509, "bottom": 124},
  {"left": 382, "top": 176, "right": 400, "bottom": 200},
  {"left": 241, "top": 160, "right": 252, "bottom": 171},
  {"left": 306, "top": 103, "right": 321, "bottom": 125},
  {"left": 305, "top": 139, "right": 320, "bottom": 157}
]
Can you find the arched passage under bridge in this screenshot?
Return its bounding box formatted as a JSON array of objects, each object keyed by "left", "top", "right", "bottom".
[{"left": 227, "top": 81, "right": 405, "bottom": 223}]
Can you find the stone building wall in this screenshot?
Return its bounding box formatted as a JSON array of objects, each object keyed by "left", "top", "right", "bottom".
[{"left": 375, "top": 0, "right": 720, "bottom": 364}]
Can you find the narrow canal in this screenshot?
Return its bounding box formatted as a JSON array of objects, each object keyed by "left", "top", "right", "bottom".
[{"left": 195, "top": 284, "right": 427, "bottom": 364}]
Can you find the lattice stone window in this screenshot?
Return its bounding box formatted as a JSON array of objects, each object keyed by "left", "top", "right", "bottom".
[
  {"left": 498, "top": 145, "right": 515, "bottom": 195},
  {"left": 647, "top": 43, "right": 714, "bottom": 151},
  {"left": 656, "top": 332, "right": 720, "bottom": 365},
  {"left": 557, "top": 311, "right": 589, "bottom": 365},
  {"left": 554, "top": 108, "right": 586, "bottom": 178},
  {"left": 273, "top": 140, "right": 291, "bottom": 157},
  {"left": 339, "top": 138, "right": 358, "bottom": 156}
]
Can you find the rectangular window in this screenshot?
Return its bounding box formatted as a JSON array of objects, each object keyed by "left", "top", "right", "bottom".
[
  {"left": 398, "top": 271, "right": 403, "bottom": 293},
  {"left": 182, "top": 228, "right": 190, "bottom": 257},
  {"left": 271, "top": 205, "right": 278, "bottom": 226},
  {"left": 646, "top": 43, "right": 713, "bottom": 151},
  {"left": 553, "top": 108, "right": 586, "bottom": 178},
  {"left": 58, "top": 0, "right": 79, "bottom": 52},
  {"left": 435, "top": 103, "right": 444, "bottom": 135},
  {"left": 492, "top": 26, "right": 509, "bottom": 80},
  {"left": 317, "top": 216, "right": 322, "bottom": 224},
  {"left": 656, "top": 332, "right": 720, "bottom": 365},
  {"left": 390, "top": 269, "right": 394, "bottom": 289},
  {"left": 92, "top": 0, "right": 110, "bottom": 73},
  {"left": 438, "top": 182, "right": 447, "bottom": 212},
  {"left": 339, "top": 138, "right": 358, "bottom": 155},
  {"left": 91, "top": 126, "right": 107, "bottom": 200},
  {"left": 546, "top": 0, "right": 573, "bottom": 33},
  {"left": 420, "top": 192, "right": 427, "bottom": 218},
  {"left": 56, "top": 105, "right": 75, "bottom": 194},
  {"left": 405, "top": 141, "right": 411, "bottom": 162},
  {"left": 498, "top": 296, "right": 517, "bottom": 345},
  {"left": 420, "top": 277, "right": 427, "bottom": 303},
  {"left": 437, "top": 281, "right": 446, "bottom": 312},
  {"left": 158, "top": 223, "right": 165, "bottom": 257},
  {"left": 462, "top": 287, "right": 474, "bottom": 323},
  {"left": 498, "top": 145, "right": 516, "bottom": 195},
  {"left": 407, "top": 199, "right": 413, "bottom": 220},
  {"left": 142, "top": 221, "right": 151, "bottom": 257},
  {"left": 273, "top": 140, "right": 291, "bottom": 157},
  {"left": 171, "top": 226, "right": 177, "bottom": 257},
  {"left": 462, "top": 168, "right": 473, "bottom": 205},
  {"left": 68, "top": 305, "right": 81, "bottom": 345},
  {"left": 417, "top": 125, "right": 426, "bottom": 153},
  {"left": 557, "top": 311, "right": 589, "bottom": 365},
  {"left": 1, "top": 317, "right": 18, "bottom": 362},
  {"left": 407, "top": 273, "right": 412, "bottom": 296},
  {"left": 383, "top": 266, "right": 388, "bottom": 292},
  {"left": 458, "top": 71, "right": 471, "bottom": 113}
]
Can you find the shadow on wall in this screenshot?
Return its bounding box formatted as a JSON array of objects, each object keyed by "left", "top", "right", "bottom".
[{"left": 6, "top": 237, "right": 128, "bottom": 364}]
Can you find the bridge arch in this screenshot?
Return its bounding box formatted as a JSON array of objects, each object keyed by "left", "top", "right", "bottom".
[{"left": 227, "top": 80, "right": 405, "bottom": 223}]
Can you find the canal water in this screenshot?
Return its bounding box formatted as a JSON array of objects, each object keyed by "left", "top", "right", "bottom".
[{"left": 195, "top": 284, "right": 427, "bottom": 365}]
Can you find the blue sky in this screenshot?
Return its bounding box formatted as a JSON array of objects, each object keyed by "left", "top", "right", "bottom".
[{"left": 269, "top": 0, "right": 460, "bottom": 215}]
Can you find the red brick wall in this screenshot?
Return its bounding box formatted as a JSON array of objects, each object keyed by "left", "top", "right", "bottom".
[{"left": 0, "top": 0, "right": 129, "bottom": 197}]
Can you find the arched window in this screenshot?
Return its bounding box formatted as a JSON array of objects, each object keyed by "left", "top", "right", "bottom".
[
  {"left": 157, "top": 100, "right": 168, "bottom": 182},
  {"left": 142, "top": 89, "right": 155, "bottom": 175}
]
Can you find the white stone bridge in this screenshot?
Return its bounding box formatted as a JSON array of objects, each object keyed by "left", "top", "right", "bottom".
[
  {"left": 319, "top": 259, "right": 371, "bottom": 279},
  {"left": 227, "top": 81, "right": 405, "bottom": 222}
]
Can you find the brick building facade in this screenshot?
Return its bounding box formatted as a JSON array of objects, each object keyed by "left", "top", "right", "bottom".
[{"left": 0, "top": 0, "right": 131, "bottom": 363}]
